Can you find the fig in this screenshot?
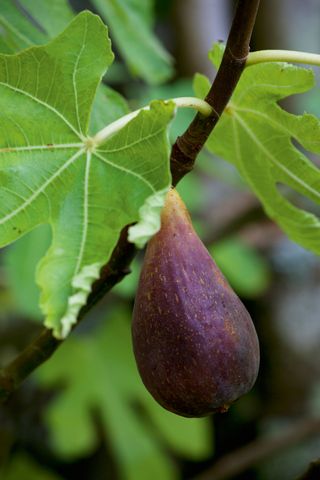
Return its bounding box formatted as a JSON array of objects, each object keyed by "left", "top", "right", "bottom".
[{"left": 132, "top": 189, "right": 260, "bottom": 417}]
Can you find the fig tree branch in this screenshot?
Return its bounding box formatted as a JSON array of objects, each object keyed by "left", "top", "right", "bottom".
[
  {"left": 194, "top": 416, "right": 320, "bottom": 480},
  {"left": 0, "top": 0, "right": 261, "bottom": 403}
]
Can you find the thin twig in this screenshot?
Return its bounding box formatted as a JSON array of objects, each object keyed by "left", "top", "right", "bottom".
[
  {"left": 171, "top": 0, "right": 261, "bottom": 184},
  {"left": 194, "top": 417, "right": 320, "bottom": 480},
  {"left": 0, "top": 0, "right": 261, "bottom": 402}
]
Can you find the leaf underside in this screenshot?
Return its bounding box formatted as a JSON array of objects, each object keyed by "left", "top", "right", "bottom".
[
  {"left": 0, "top": 12, "right": 174, "bottom": 337},
  {"left": 195, "top": 44, "right": 320, "bottom": 254}
]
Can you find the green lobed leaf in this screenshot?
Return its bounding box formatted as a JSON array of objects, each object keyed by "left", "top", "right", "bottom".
[
  {"left": 17, "top": 0, "right": 74, "bottom": 38},
  {"left": 0, "top": 0, "right": 131, "bottom": 139},
  {"left": 3, "top": 83, "right": 129, "bottom": 321},
  {"left": 90, "top": 0, "right": 173, "bottom": 84},
  {"left": 194, "top": 47, "right": 320, "bottom": 255},
  {"left": 0, "top": 12, "right": 174, "bottom": 338},
  {"left": 37, "top": 308, "right": 212, "bottom": 478},
  {"left": 0, "top": 0, "right": 173, "bottom": 84}
]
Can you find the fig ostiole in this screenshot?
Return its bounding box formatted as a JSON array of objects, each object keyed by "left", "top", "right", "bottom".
[{"left": 132, "top": 188, "right": 260, "bottom": 417}]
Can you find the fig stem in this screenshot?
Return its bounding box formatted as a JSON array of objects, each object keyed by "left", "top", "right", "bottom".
[
  {"left": 92, "top": 97, "right": 212, "bottom": 146},
  {"left": 246, "top": 50, "right": 320, "bottom": 67}
]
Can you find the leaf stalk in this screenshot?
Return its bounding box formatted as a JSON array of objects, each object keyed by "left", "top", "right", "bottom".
[
  {"left": 247, "top": 50, "right": 320, "bottom": 67},
  {"left": 92, "top": 97, "right": 212, "bottom": 146}
]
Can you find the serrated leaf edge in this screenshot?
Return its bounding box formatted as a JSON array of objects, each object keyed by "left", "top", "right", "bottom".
[
  {"left": 48, "top": 262, "right": 101, "bottom": 339},
  {"left": 128, "top": 187, "right": 169, "bottom": 248}
]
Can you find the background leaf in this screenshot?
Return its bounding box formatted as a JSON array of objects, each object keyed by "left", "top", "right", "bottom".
[
  {"left": 3, "top": 225, "right": 51, "bottom": 320},
  {"left": 90, "top": 0, "right": 173, "bottom": 84},
  {"left": 194, "top": 51, "right": 320, "bottom": 255},
  {"left": 37, "top": 308, "right": 212, "bottom": 479},
  {"left": 0, "top": 0, "right": 72, "bottom": 53},
  {"left": 17, "top": 0, "right": 74, "bottom": 38},
  {"left": 2, "top": 453, "right": 62, "bottom": 480},
  {"left": 0, "top": 0, "right": 132, "bottom": 149}
]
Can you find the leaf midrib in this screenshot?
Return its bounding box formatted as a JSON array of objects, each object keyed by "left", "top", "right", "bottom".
[
  {"left": 74, "top": 150, "right": 91, "bottom": 275},
  {"left": 0, "top": 81, "right": 82, "bottom": 139},
  {"left": 94, "top": 151, "right": 156, "bottom": 193},
  {"left": 0, "top": 148, "right": 84, "bottom": 227},
  {"left": 233, "top": 111, "right": 320, "bottom": 202},
  {"left": 235, "top": 106, "right": 320, "bottom": 149},
  {"left": 0, "top": 143, "right": 83, "bottom": 154}
]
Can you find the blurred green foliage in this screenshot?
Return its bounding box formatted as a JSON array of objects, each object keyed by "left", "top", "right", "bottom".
[
  {"left": 36, "top": 308, "right": 212, "bottom": 480},
  {"left": 2, "top": 454, "right": 63, "bottom": 480},
  {"left": 209, "top": 238, "right": 271, "bottom": 298},
  {"left": 3, "top": 225, "right": 51, "bottom": 321},
  {"left": 90, "top": 0, "right": 173, "bottom": 84}
]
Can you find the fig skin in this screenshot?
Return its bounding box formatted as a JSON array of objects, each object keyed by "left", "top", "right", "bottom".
[{"left": 132, "top": 189, "right": 260, "bottom": 417}]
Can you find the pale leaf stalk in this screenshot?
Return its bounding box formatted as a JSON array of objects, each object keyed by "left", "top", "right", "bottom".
[
  {"left": 247, "top": 50, "right": 320, "bottom": 67},
  {"left": 93, "top": 97, "right": 213, "bottom": 146}
]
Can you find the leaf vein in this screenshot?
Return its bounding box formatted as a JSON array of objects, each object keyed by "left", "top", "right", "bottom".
[
  {"left": 97, "top": 125, "right": 166, "bottom": 154},
  {"left": 234, "top": 112, "right": 320, "bottom": 201},
  {"left": 74, "top": 150, "right": 91, "bottom": 275},
  {"left": 72, "top": 16, "right": 88, "bottom": 135},
  {"left": 0, "top": 143, "right": 83, "bottom": 154},
  {"left": 0, "top": 82, "right": 82, "bottom": 139},
  {"left": 0, "top": 149, "right": 84, "bottom": 226},
  {"left": 93, "top": 151, "right": 156, "bottom": 193}
]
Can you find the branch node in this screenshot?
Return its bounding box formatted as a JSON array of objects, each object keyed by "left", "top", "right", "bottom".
[{"left": 227, "top": 46, "right": 249, "bottom": 64}]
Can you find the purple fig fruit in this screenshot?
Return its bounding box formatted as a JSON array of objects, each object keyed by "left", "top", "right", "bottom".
[{"left": 132, "top": 189, "right": 260, "bottom": 417}]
